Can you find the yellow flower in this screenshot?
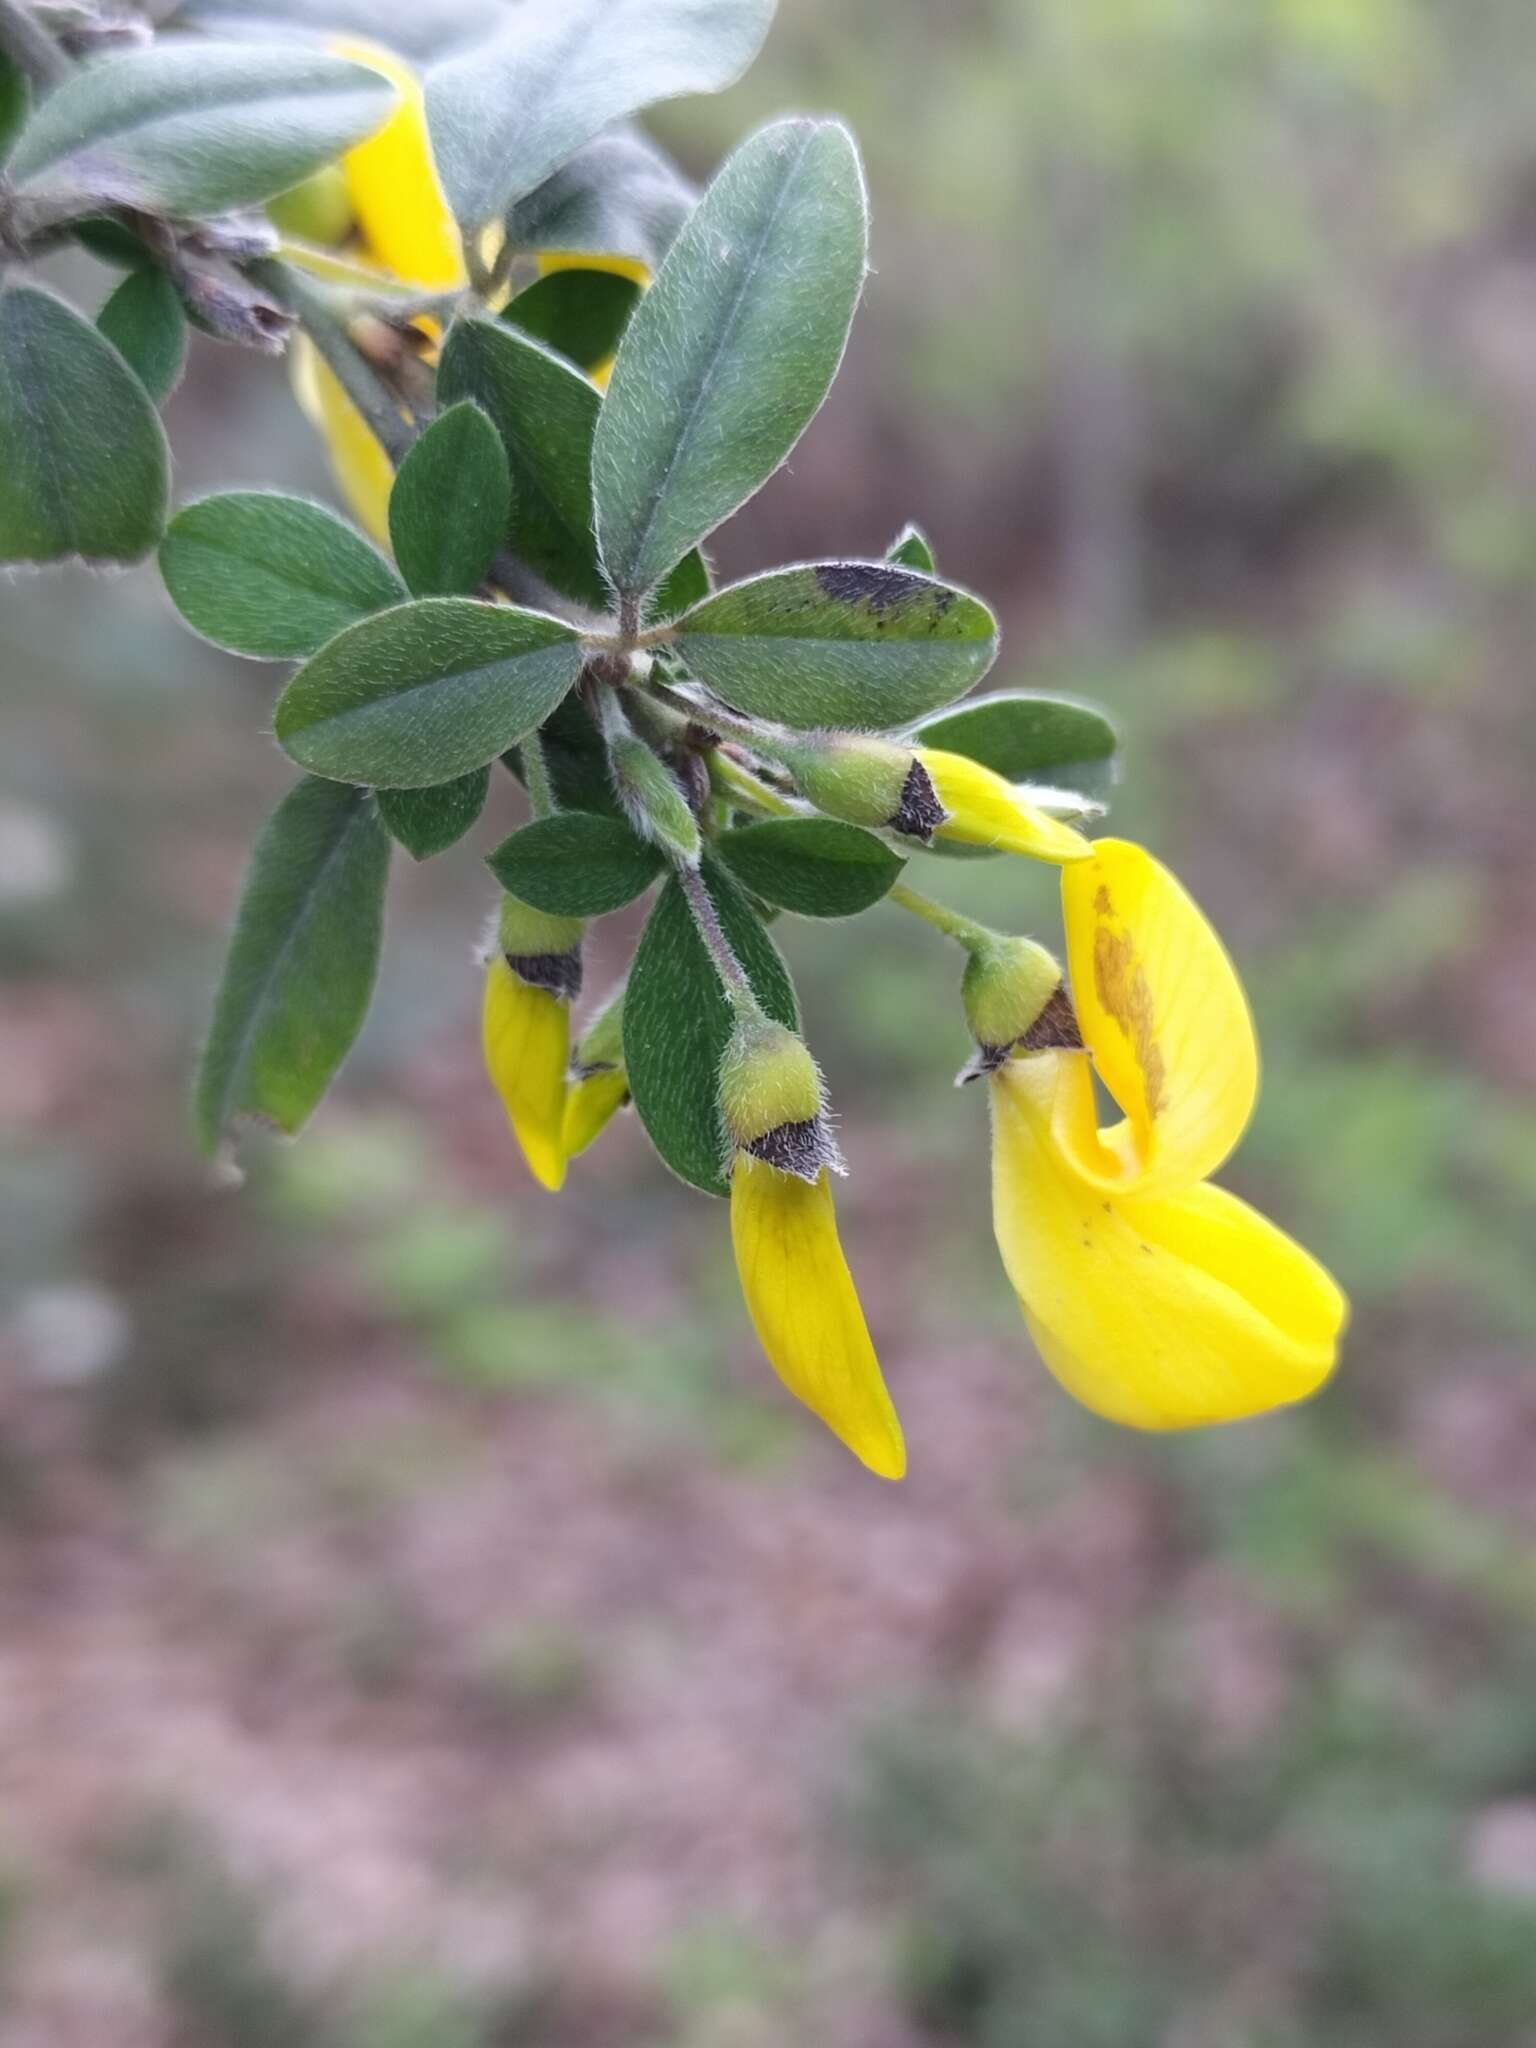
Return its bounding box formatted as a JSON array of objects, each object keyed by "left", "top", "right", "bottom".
[
  {"left": 482, "top": 899, "right": 584, "bottom": 1194},
  {"left": 988, "top": 839, "right": 1347, "bottom": 1429},
  {"left": 561, "top": 985, "right": 630, "bottom": 1160},
  {"left": 721, "top": 1017, "right": 905, "bottom": 1479},
  {"left": 918, "top": 747, "right": 1094, "bottom": 865}
]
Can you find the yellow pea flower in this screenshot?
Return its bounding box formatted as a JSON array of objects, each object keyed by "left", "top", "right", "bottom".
[
  {"left": 721, "top": 1016, "right": 905, "bottom": 1479},
  {"left": 482, "top": 898, "right": 584, "bottom": 1194},
  {"left": 561, "top": 985, "right": 630, "bottom": 1160},
  {"left": 985, "top": 839, "right": 1347, "bottom": 1429},
  {"left": 917, "top": 747, "right": 1093, "bottom": 865}
]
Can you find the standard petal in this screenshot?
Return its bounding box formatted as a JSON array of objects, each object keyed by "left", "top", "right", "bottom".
[
  {"left": 483, "top": 956, "right": 570, "bottom": 1193},
  {"left": 330, "top": 37, "right": 466, "bottom": 289},
  {"left": 992, "top": 1054, "right": 1345, "bottom": 1430},
  {"left": 1062, "top": 838, "right": 1257, "bottom": 1195},
  {"left": 921, "top": 748, "right": 1093, "bottom": 865},
  {"left": 729, "top": 1158, "right": 906, "bottom": 1480}
]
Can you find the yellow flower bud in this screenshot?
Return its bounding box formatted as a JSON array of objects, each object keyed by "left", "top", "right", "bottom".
[
  {"left": 482, "top": 898, "right": 585, "bottom": 1194},
  {"left": 961, "top": 936, "right": 1073, "bottom": 1071}
]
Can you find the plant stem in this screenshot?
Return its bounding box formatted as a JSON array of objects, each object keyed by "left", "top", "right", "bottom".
[
  {"left": 263, "top": 261, "right": 416, "bottom": 467},
  {"left": 647, "top": 679, "right": 772, "bottom": 754},
  {"left": 0, "top": 0, "right": 66, "bottom": 85},
  {"left": 886, "top": 882, "right": 997, "bottom": 952},
  {"left": 708, "top": 749, "right": 801, "bottom": 819},
  {"left": 522, "top": 731, "right": 557, "bottom": 821},
  {"left": 677, "top": 861, "right": 759, "bottom": 1014}
]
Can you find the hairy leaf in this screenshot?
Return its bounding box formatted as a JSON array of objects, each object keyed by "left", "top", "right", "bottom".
[
  {"left": 887, "top": 523, "right": 936, "bottom": 575},
  {"left": 0, "top": 54, "right": 28, "bottom": 163},
  {"left": 388, "top": 400, "right": 510, "bottom": 599},
  {"left": 274, "top": 598, "right": 584, "bottom": 788},
  {"left": 160, "top": 493, "right": 405, "bottom": 659},
  {"left": 96, "top": 267, "right": 188, "bottom": 405},
  {"left": 506, "top": 128, "right": 694, "bottom": 273},
  {"left": 593, "top": 119, "right": 867, "bottom": 597},
  {"left": 195, "top": 777, "right": 390, "bottom": 1154},
  {"left": 487, "top": 813, "right": 664, "bottom": 916},
  {"left": 910, "top": 691, "right": 1119, "bottom": 798},
  {"left": 505, "top": 269, "right": 641, "bottom": 375},
  {"left": 716, "top": 818, "right": 903, "bottom": 918},
  {"left": 376, "top": 770, "right": 491, "bottom": 860}
]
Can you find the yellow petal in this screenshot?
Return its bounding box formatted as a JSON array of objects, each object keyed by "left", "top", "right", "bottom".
[
  {"left": 291, "top": 335, "right": 397, "bottom": 548},
  {"left": 992, "top": 1053, "right": 1345, "bottom": 1430},
  {"left": 1061, "top": 838, "right": 1257, "bottom": 1195},
  {"left": 330, "top": 37, "right": 466, "bottom": 289},
  {"left": 561, "top": 1066, "right": 629, "bottom": 1160},
  {"left": 920, "top": 749, "right": 1094, "bottom": 865},
  {"left": 729, "top": 1158, "right": 905, "bottom": 1480},
  {"left": 483, "top": 957, "right": 569, "bottom": 1193}
]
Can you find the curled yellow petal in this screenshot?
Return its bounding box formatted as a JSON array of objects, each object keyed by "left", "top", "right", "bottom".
[
  {"left": 729, "top": 1158, "right": 905, "bottom": 1480},
  {"left": 920, "top": 749, "right": 1094, "bottom": 865},
  {"left": 991, "top": 1053, "right": 1345, "bottom": 1430},
  {"left": 329, "top": 37, "right": 466, "bottom": 289},
  {"left": 1061, "top": 838, "right": 1257, "bottom": 1195},
  {"left": 483, "top": 957, "right": 569, "bottom": 1193},
  {"left": 561, "top": 1065, "right": 628, "bottom": 1160},
  {"left": 290, "top": 336, "right": 397, "bottom": 548}
]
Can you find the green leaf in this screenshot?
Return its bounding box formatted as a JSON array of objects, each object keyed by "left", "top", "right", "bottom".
[
  {"left": 9, "top": 41, "right": 395, "bottom": 216},
  {"left": 424, "top": 0, "right": 775, "bottom": 227},
  {"left": 436, "top": 316, "right": 606, "bottom": 609},
  {"left": 274, "top": 599, "right": 584, "bottom": 788},
  {"left": 887, "top": 523, "right": 936, "bottom": 575},
  {"left": 160, "top": 492, "right": 405, "bottom": 659},
  {"left": 673, "top": 563, "right": 999, "bottom": 729},
  {"left": 593, "top": 119, "right": 868, "bottom": 598},
  {"left": 910, "top": 691, "right": 1119, "bottom": 799},
  {"left": 195, "top": 777, "right": 390, "bottom": 1155},
  {"left": 507, "top": 694, "right": 623, "bottom": 819},
  {"left": 715, "top": 818, "right": 904, "bottom": 918},
  {"left": 96, "top": 267, "right": 188, "bottom": 405},
  {"left": 0, "top": 54, "right": 29, "bottom": 163},
  {"left": 487, "top": 813, "right": 663, "bottom": 916},
  {"left": 505, "top": 269, "right": 641, "bottom": 374},
  {"left": 388, "top": 400, "right": 509, "bottom": 599},
  {"left": 624, "top": 861, "right": 798, "bottom": 1197},
  {"left": 647, "top": 548, "right": 712, "bottom": 625},
  {"left": 376, "top": 770, "right": 490, "bottom": 860},
  {"left": 0, "top": 282, "right": 168, "bottom": 566},
  {"left": 506, "top": 129, "right": 693, "bottom": 273}
]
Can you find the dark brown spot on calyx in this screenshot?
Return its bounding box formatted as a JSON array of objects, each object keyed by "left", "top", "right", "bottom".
[
  {"left": 814, "top": 562, "right": 928, "bottom": 614},
  {"left": 1018, "top": 986, "right": 1084, "bottom": 1053},
  {"left": 505, "top": 949, "right": 583, "bottom": 1002},
  {"left": 746, "top": 1116, "right": 828, "bottom": 1182},
  {"left": 888, "top": 757, "right": 946, "bottom": 841},
  {"left": 572, "top": 1058, "right": 617, "bottom": 1082}
]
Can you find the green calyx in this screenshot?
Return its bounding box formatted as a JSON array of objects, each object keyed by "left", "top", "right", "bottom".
[
  {"left": 497, "top": 892, "right": 586, "bottom": 1000},
  {"left": 961, "top": 937, "right": 1067, "bottom": 1057},
  {"left": 573, "top": 982, "right": 627, "bottom": 1076},
  {"left": 718, "top": 1015, "right": 825, "bottom": 1150},
  {"left": 776, "top": 732, "right": 918, "bottom": 831}
]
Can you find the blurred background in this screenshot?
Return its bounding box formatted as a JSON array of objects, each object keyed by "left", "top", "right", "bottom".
[{"left": 5, "top": 0, "right": 1536, "bottom": 2041}]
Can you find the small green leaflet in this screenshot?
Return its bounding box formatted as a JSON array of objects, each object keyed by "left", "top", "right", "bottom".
[
  {"left": 388, "top": 401, "right": 510, "bottom": 599},
  {"left": 593, "top": 119, "right": 868, "bottom": 598},
  {"left": 0, "top": 54, "right": 29, "bottom": 163},
  {"left": 887, "top": 523, "right": 936, "bottom": 574},
  {"left": 487, "top": 813, "right": 664, "bottom": 917},
  {"left": 508, "top": 694, "right": 624, "bottom": 820},
  {"left": 673, "top": 563, "right": 998, "bottom": 729},
  {"left": 909, "top": 692, "right": 1119, "bottom": 800},
  {"left": 160, "top": 493, "right": 405, "bottom": 659},
  {"left": 715, "top": 819, "right": 904, "bottom": 918},
  {"left": 97, "top": 267, "right": 188, "bottom": 405},
  {"left": 0, "top": 282, "right": 169, "bottom": 566},
  {"left": 9, "top": 42, "right": 395, "bottom": 217},
  {"left": 195, "top": 777, "right": 390, "bottom": 1155},
  {"left": 624, "top": 861, "right": 798, "bottom": 1197},
  {"left": 274, "top": 598, "right": 584, "bottom": 789},
  {"left": 505, "top": 269, "right": 641, "bottom": 375},
  {"left": 376, "top": 770, "right": 491, "bottom": 861},
  {"left": 437, "top": 316, "right": 607, "bottom": 609},
  {"left": 424, "top": 0, "right": 775, "bottom": 226}
]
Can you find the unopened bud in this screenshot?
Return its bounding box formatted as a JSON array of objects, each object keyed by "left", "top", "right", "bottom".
[
  {"left": 495, "top": 894, "right": 584, "bottom": 1001},
  {"left": 718, "top": 1017, "right": 841, "bottom": 1181},
  {"left": 563, "top": 985, "right": 629, "bottom": 1159},
  {"left": 959, "top": 937, "right": 1077, "bottom": 1080},
  {"left": 610, "top": 733, "right": 702, "bottom": 863},
  {"left": 267, "top": 164, "right": 355, "bottom": 248},
  {"left": 778, "top": 732, "right": 943, "bottom": 840}
]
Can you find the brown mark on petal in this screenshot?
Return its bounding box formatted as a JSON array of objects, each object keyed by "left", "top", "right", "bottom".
[
  {"left": 888, "top": 757, "right": 945, "bottom": 841},
  {"left": 505, "top": 949, "right": 583, "bottom": 1002},
  {"left": 1092, "top": 922, "right": 1166, "bottom": 1115}
]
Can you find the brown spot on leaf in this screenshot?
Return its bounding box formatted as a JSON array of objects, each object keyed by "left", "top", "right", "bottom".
[{"left": 814, "top": 562, "right": 940, "bottom": 616}]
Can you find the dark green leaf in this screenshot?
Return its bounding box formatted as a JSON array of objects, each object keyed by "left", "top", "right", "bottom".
[
  {"left": 487, "top": 813, "right": 663, "bottom": 916},
  {"left": 593, "top": 119, "right": 868, "bottom": 597},
  {"left": 376, "top": 769, "right": 490, "bottom": 860},
  {"left": 624, "top": 861, "right": 798, "bottom": 1196},
  {"left": 194, "top": 777, "right": 390, "bottom": 1155},
  {"left": 674, "top": 563, "right": 998, "bottom": 729},
  {"left": 160, "top": 492, "right": 405, "bottom": 659},
  {"left": 505, "top": 269, "right": 641, "bottom": 374},
  {"left": 0, "top": 282, "right": 168, "bottom": 566},
  {"left": 425, "top": 0, "right": 774, "bottom": 226},
  {"left": 0, "top": 55, "right": 28, "bottom": 163},
  {"left": 715, "top": 818, "right": 903, "bottom": 918},
  {"left": 388, "top": 400, "right": 509, "bottom": 599},
  {"left": 506, "top": 694, "right": 624, "bottom": 819},
  {"left": 647, "top": 548, "right": 711, "bottom": 625},
  {"left": 910, "top": 691, "right": 1119, "bottom": 799},
  {"left": 73, "top": 214, "right": 152, "bottom": 266},
  {"left": 436, "top": 315, "right": 606, "bottom": 609},
  {"left": 887, "top": 523, "right": 936, "bottom": 575},
  {"left": 506, "top": 129, "right": 693, "bottom": 273},
  {"left": 10, "top": 41, "right": 394, "bottom": 216},
  {"left": 96, "top": 267, "right": 188, "bottom": 405},
  {"left": 274, "top": 598, "right": 584, "bottom": 788}
]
